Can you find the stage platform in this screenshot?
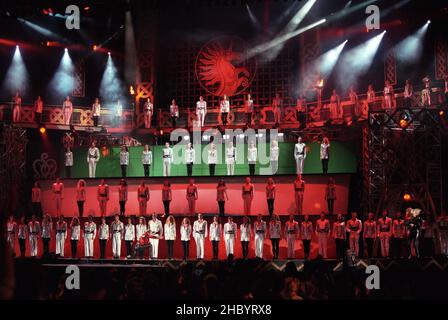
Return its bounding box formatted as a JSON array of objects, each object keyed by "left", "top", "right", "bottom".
[{"left": 21, "top": 256, "right": 448, "bottom": 273}]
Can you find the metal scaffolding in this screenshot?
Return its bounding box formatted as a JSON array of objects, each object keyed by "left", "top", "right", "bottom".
[{"left": 365, "top": 107, "right": 445, "bottom": 216}]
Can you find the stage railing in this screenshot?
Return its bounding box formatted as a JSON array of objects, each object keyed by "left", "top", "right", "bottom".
[{"left": 0, "top": 86, "right": 444, "bottom": 131}]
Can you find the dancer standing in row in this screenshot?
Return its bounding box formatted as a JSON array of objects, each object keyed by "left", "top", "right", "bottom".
[
  {"left": 270, "top": 139, "right": 279, "bottom": 175},
  {"left": 240, "top": 216, "right": 252, "bottom": 259},
  {"left": 55, "top": 215, "right": 67, "bottom": 257},
  {"left": 162, "top": 181, "right": 172, "bottom": 217},
  {"left": 294, "top": 136, "right": 306, "bottom": 174},
  {"left": 170, "top": 99, "right": 179, "bottom": 127},
  {"left": 6, "top": 216, "right": 17, "bottom": 256},
  {"left": 285, "top": 215, "right": 299, "bottom": 259},
  {"left": 346, "top": 212, "right": 362, "bottom": 257},
  {"left": 84, "top": 216, "right": 96, "bottom": 258},
  {"left": 52, "top": 178, "right": 64, "bottom": 216},
  {"left": 185, "top": 143, "right": 195, "bottom": 177},
  {"left": 76, "top": 180, "right": 86, "bottom": 217},
  {"left": 320, "top": 137, "right": 330, "bottom": 174},
  {"left": 87, "top": 141, "right": 100, "bottom": 178},
  {"left": 325, "top": 177, "right": 336, "bottom": 215},
  {"left": 180, "top": 217, "right": 192, "bottom": 260},
  {"left": 120, "top": 145, "right": 129, "bottom": 178},
  {"left": 294, "top": 174, "right": 305, "bottom": 215},
  {"left": 97, "top": 179, "right": 109, "bottom": 217},
  {"left": 226, "top": 141, "right": 237, "bottom": 176},
  {"left": 148, "top": 213, "right": 163, "bottom": 259},
  {"left": 269, "top": 214, "right": 281, "bottom": 259},
  {"left": 220, "top": 95, "right": 230, "bottom": 126},
  {"left": 165, "top": 216, "right": 176, "bottom": 260},
  {"left": 162, "top": 143, "right": 173, "bottom": 177},
  {"left": 64, "top": 148, "right": 73, "bottom": 178},
  {"left": 363, "top": 212, "right": 376, "bottom": 258},
  {"left": 12, "top": 92, "right": 22, "bottom": 123},
  {"left": 193, "top": 214, "right": 208, "bottom": 260},
  {"left": 31, "top": 182, "right": 43, "bottom": 219},
  {"left": 315, "top": 212, "right": 330, "bottom": 258},
  {"left": 111, "top": 215, "right": 124, "bottom": 259},
  {"left": 186, "top": 179, "right": 198, "bottom": 215},
  {"left": 118, "top": 179, "right": 128, "bottom": 217},
  {"left": 242, "top": 177, "right": 254, "bottom": 215},
  {"left": 196, "top": 96, "right": 207, "bottom": 127},
  {"left": 208, "top": 143, "right": 217, "bottom": 176},
  {"left": 209, "top": 216, "right": 222, "bottom": 260},
  {"left": 301, "top": 215, "right": 313, "bottom": 259},
  {"left": 18, "top": 217, "right": 27, "bottom": 258},
  {"left": 70, "top": 217, "right": 80, "bottom": 258},
  {"left": 98, "top": 217, "right": 109, "bottom": 259},
  {"left": 377, "top": 210, "right": 392, "bottom": 258},
  {"left": 137, "top": 180, "right": 149, "bottom": 216},
  {"left": 124, "top": 217, "right": 135, "bottom": 259},
  {"left": 143, "top": 98, "right": 153, "bottom": 129},
  {"left": 142, "top": 145, "right": 152, "bottom": 177},
  {"left": 247, "top": 142, "right": 257, "bottom": 176},
  {"left": 254, "top": 215, "right": 267, "bottom": 259},
  {"left": 62, "top": 96, "right": 73, "bottom": 125},
  {"left": 245, "top": 94, "right": 254, "bottom": 126},
  {"left": 266, "top": 178, "right": 276, "bottom": 217},
  {"left": 332, "top": 214, "right": 346, "bottom": 259},
  {"left": 28, "top": 215, "right": 41, "bottom": 257},
  {"left": 41, "top": 214, "right": 52, "bottom": 256},
  {"left": 224, "top": 216, "right": 237, "bottom": 257},
  {"left": 216, "top": 179, "right": 229, "bottom": 217},
  {"left": 92, "top": 98, "right": 101, "bottom": 126}
]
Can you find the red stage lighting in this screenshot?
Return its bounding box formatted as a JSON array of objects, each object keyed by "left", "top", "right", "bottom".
[
  {"left": 92, "top": 44, "right": 98, "bottom": 51},
  {"left": 403, "top": 193, "right": 412, "bottom": 201},
  {"left": 84, "top": 6, "right": 91, "bottom": 11}
]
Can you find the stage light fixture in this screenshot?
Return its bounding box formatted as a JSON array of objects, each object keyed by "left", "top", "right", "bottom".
[
  {"left": 439, "top": 110, "right": 444, "bottom": 116},
  {"left": 64, "top": 48, "right": 68, "bottom": 52},
  {"left": 426, "top": 20, "right": 431, "bottom": 24},
  {"left": 108, "top": 51, "right": 111, "bottom": 56},
  {"left": 403, "top": 193, "right": 412, "bottom": 201},
  {"left": 93, "top": 45, "right": 98, "bottom": 51},
  {"left": 39, "top": 126, "right": 46, "bottom": 134},
  {"left": 399, "top": 118, "right": 408, "bottom": 128}
]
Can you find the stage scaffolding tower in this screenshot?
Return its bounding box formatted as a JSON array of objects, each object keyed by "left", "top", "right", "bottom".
[{"left": 363, "top": 106, "right": 446, "bottom": 216}]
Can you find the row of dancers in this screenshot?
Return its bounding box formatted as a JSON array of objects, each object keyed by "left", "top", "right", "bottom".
[
  {"left": 69, "top": 136, "right": 330, "bottom": 178},
  {"left": 33, "top": 175, "right": 337, "bottom": 217},
  {"left": 9, "top": 76, "right": 448, "bottom": 126},
  {"left": 5, "top": 209, "right": 430, "bottom": 260}
]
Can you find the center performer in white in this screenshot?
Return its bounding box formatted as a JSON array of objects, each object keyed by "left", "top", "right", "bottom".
[
  {"left": 209, "top": 216, "right": 222, "bottom": 260},
  {"left": 111, "top": 215, "right": 124, "bottom": 259},
  {"left": 87, "top": 141, "right": 100, "bottom": 178},
  {"left": 226, "top": 141, "right": 237, "bottom": 176},
  {"left": 196, "top": 96, "right": 207, "bottom": 127},
  {"left": 285, "top": 215, "right": 300, "bottom": 259},
  {"left": 223, "top": 216, "right": 237, "bottom": 257},
  {"left": 162, "top": 142, "right": 173, "bottom": 177},
  {"left": 148, "top": 213, "right": 163, "bottom": 259},
  {"left": 83, "top": 216, "right": 97, "bottom": 258},
  {"left": 346, "top": 212, "right": 362, "bottom": 258},
  {"left": 193, "top": 214, "right": 208, "bottom": 260},
  {"left": 294, "top": 136, "right": 306, "bottom": 174},
  {"left": 55, "top": 215, "right": 67, "bottom": 257},
  {"left": 254, "top": 214, "right": 267, "bottom": 259},
  {"left": 315, "top": 212, "right": 330, "bottom": 258}
]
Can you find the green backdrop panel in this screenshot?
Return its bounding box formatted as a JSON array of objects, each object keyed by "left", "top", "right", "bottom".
[{"left": 62, "top": 141, "right": 358, "bottom": 178}]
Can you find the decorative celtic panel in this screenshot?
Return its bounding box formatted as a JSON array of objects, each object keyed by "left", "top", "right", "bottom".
[
  {"left": 78, "top": 109, "right": 94, "bottom": 126},
  {"left": 435, "top": 38, "right": 447, "bottom": 80},
  {"left": 384, "top": 49, "right": 397, "bottom": 85},
  {"left": 72, "top": 61, "right": 85, "bottom": 97},
  {"left": 62, "top": 133, "right": 74, "bottom": 149},
  {"left": 32, "top": 153, "right": 58, "bottom": 180},
  {"left": 48, "top": 108, "right": 65, "bottom": 124}
]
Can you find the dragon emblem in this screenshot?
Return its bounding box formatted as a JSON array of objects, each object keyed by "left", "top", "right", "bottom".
[{"left": 195, "top": 36, "right": 256, "bottom": 97}]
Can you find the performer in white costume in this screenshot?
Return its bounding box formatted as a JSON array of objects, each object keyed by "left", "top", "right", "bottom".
[
  {"left": 193, "top": 214, "right": 208, "bottom": 259},
  {"left": 162, "top": 142, "right": 173, "bottom": 177},
  {"left": 196, "top": 96, "right": 207, "bottom": 127},
  {"left": 83, "top": 215, "right": 97, "bottom": 258},
  {"left": 148, "top": 213, "right": 163, "bottom": 259},
  {"left": 223, "top": 216, "right": 237, "bottom": 257},
  {"left": 111, "top": 215, "right": 124, "bottom": 259},
  {"left": 254, "top": 214, "right": 267, "bottom": 259},
  {"left": 87, "top": 141, "right": 100, "bottom": 178},
  {"left": 294, "top": 136, "right": 306, "bottom": 174}
]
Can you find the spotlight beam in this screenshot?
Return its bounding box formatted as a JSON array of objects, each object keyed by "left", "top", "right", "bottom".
[
  {"left": 17, "top": 18, "right": 65, "bottom": 42},
  {"left": 394, "top": 22, "right": 430, "bottom": 64},
  {"left": 247, "top": 18, "right": 326, "bottom": 59},
  {"left": 1, "top": 46, "right": 30, "bottom": 95},
  {"left": 100, "top": 56, "right": 124, "bottom": 107},
  {"left": 48, "top": 50, "right": 75, "bottom": 100}
]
